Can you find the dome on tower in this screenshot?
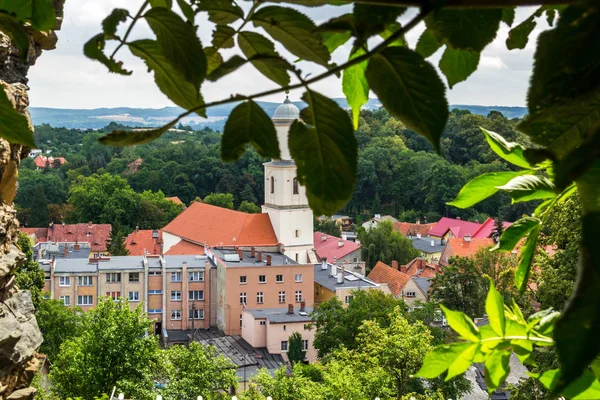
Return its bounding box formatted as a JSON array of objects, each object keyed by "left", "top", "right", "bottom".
[{"left": 272, "top": 94, "right": 299, "bottom": 121}]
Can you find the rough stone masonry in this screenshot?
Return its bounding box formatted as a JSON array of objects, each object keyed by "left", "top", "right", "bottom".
[{"left": 0, "top": 2, "right": 65, "bottom": 399}]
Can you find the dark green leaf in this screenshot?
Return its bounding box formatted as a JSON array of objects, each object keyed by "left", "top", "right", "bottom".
[
  {"left": 497, "top": 175, "right": 556, "bottom": 203},
  {"left": 316, "top": 13, "right": 355, "bottom": 33},
  {"left": 353, "top": 3, "right": 406, "bottom": 46},
  {"left": 0, "top": 85, "right": 35, "bottom": 148},
  {"left": 501, "top": 8, "right": 515, "bottom": 27},
  {"left": 545, "top": 8, "right": 557, "bottom": 26},
  {"left": 129, "top": 39, "right": 205, "bottom": 117},
  {"left": 425, "top": 9, "right": 502, "bottom": 52},
  {"left": 149, "top": 0, "right": 172, "bottom": 8},
  {"left": 440, "top": 305, "right": 480, "bottom": 342},
  {"left": 439, "top": 47, "right": 480, "bottom": 88},
  {"left": 176, "top": 0, "right": 194, "bottom": 22},
  {"left": 553, "top": 211, "right": 600, "bottom": 394},
  {"left": 415, "top": 29, "right": 442, "bottom": 58},
  {"left": 448, "top": 171, "right": 526, "bottom": 209},
  {"left": 144, "top": 7, "right": 206, "bottom": 90},
  {"left": 288, "top": 90, "right": 357, "bottom": 216},
  {"left": 482, "top": 128, "right": 532, "bottom": 169},
  {"left": 252, "top": 6, "right": 330, "bottom": 66},
  {"left": 496, "top": 216, "right": 541, "bottom": 252},
  {"left": 322, "top": 31, "right": 351, "bottom": 54},
  {"left": 197, "top": 0, "right": 243, "bottom": 24},
  {"left": 515, "top": 223, "right": 540, "bottom": 292},
  {"left": 264, "top": 0, "right": 349, "bottom": 6},
  {"left": 83, "top": 34, "right": 131, "bottom": 75},
  {"left": 100, "top": 122, "right": 175, "bottom": 146},
  {"left": 238, "top": 31, "right": 291, "bottom": 87},
  {"left": 212, "top": 25, "right": 235, "bottom": 49},
  {"left": 2, "top": 0, "right": 56, "bottom": 31},
  {"left": 102, "top": 8, "right": 129, "bottom": 38},
  {"left": 342, "top": 47, "right": 369, "bottom": 130},
  {"left": 379, "top": 23, "right": 407, "bottom": 48},
  {"left": 554, "top": 126, "right": 600, "bottom": 191},
  {"left": 0, "top": 13, "right": 29, "bottom": 55},
  {"left": 484, "top": 351, "right": 511, "bottom": 393},
  {"left": 204, "top": 47, "right": 223, "bottom": 76},
  {"left": 506, "top": 15, "right": 536, "bottom": 50},
  {"left": 527, "top": 6, "right": 600, "bottom": 111},
  {"left": 366, "top": 47, "right": 448, "bottom": 153},
  {"left": 538, "top": 369, "right": 600, "bottom": 399},
  {"left": 221, "top": 100, "right": 280, "bottom": 162},
  {"left": 415, "top": 342, "right": 474, "bottom": 379},
  {"left": 206, "top": 55, "right": 246, "bottom": 81},
  {"left": 486, "top": 280, "right": 505, "bottom": 336}
]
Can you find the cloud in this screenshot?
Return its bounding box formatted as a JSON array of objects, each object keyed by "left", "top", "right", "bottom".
[{"left": 480, "top": 56, "right": 508, "bottom": 69}]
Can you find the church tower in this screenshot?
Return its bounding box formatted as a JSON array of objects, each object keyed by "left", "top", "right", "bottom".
[{"left": 262, "top": 94, "right": 314, "bottom": 263}]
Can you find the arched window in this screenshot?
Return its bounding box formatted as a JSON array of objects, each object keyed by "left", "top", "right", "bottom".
[
  {"left": 293, "top": 177, "right": 299, "bottom": 195},
  {"left": 270, "top": 176, "right": 274, "bottom": 194}
]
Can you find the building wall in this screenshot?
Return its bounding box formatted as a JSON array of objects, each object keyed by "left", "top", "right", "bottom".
[
  {"left": 314, "top": 282, "right": 336, "bottom": 305},
  {"left": 420, "top": 250, "right": 442, "bottom": 264},
  {"left": 333, "top": 248, "right": 362, "bottom": 266},
  {"left": 162, "top": 231, "right": 181, "bottom": 254},
  {"left": 241, "top": 311, "right": 266, "bottom": 348},
  {"left": 266, "top": 321, "right": 317, "bottom": 363},
  {"left": 402, "top": 279, "right": 428, "bottom": 309}
]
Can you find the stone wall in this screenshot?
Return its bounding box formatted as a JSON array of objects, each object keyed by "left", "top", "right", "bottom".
[{"left": 0, "top": 3, "right": 64, "bottom": 399}]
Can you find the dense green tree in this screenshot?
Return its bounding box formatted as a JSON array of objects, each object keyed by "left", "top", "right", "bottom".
[
  {"left": 288, "top": 332, "right": 306, "bottom": 364},
  {"left": 106, "top": 226, "right": 129, "bottom": 256},
  {"left": 14, "top": 233, "right": 45, "bottom": 309},
  {"left": 36, "top": 299, "right": 82, "bottom": 361},
  {"left": 202, "top": 192, "right": 234, "bottom": 209},
  {"left": 238, "top": 200, "right": 261, "bottom": 213},
  {"left": 358, "top": 220, "right": 419, "bottom": 271},
  {"left": 28, "top": 184, "right": 50, "bottom": 226},
  {"left": 16, "top": 169, "right": 67, "bottom": 209},
  {"left": 314, "top": 217, "right": 341, "bottom": 237}
]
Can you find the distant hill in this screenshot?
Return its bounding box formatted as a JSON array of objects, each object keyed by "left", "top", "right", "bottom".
[{"left": 29, "top": 100, "right": 527, "bottom": 130}]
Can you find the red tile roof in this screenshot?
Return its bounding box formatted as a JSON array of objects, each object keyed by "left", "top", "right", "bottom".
[
  {"left": 368, "top": 261, "right": 411, "bottom": 297},
  {"left": 403, "top": 258, "right": 438, "bottom": 277},
  {"left": 429, "top": 217, "right": 482, "bottom": 238},
  {"left": 313, "top": 232, "right": 360, "bottom": 262},
  {"left": 21, "top": 227, "right": 49, "bottom": 241},
  {"left": 394, "top": 222, "right": 436, "bottom": 237},
  {"left": 162, "top": 202, "right": 278, "bottom": 247},
  {"left": 125, "top": 229, "right": 162, "bottom": 256},
  {"left": 444, "top": 237, "right": 495, "bottom": 259},
  {"left": 128, "top": 158, "right": 143, "bottom": 173},
  {"left": 33, "top": 155, "right": 67, "bottom": 169},
  {"left": 165, "top": 240, "right": 205, "bottom": 255},
  {"left": 472, "top": 217, "right": 512, "bottom": 239},
  {"left": 166, "top": 196, "right": 184, "bottom": 205},
  {"left": 24, "top": 223, "right": 111, "bottom": 251}
]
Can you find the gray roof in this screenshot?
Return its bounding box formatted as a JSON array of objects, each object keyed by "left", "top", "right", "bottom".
[
  {"left": 413, "top": 277, "right": 432, "bottom": 294},
  {"left": 164, "top": 255, "right": 207, "bottom": 269},
  {"left": 314, "top": 263, "right": 379, "bottom": 292},
  {"left": 97, "top": 256, "right": 144, "bottom": 270},
  {"left": 411, "top": 237, "right": 445, "bottom": 253},
  {"left": 247, "top": 306, "right": 314, "bottom": 324},
  {"left": 147, "top": 257, "right": 162, "bottom": 269},
  {"left": 54, "top": 258, "right": 97, "bottom": 273},
  {"left": 272, "top": 97, "right": 299, "bottom": 121},
  {"left": 210, "top": 248, "right": 297, "bottom": 267}
]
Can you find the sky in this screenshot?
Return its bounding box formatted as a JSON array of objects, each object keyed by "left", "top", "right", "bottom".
[{"left": 27, "top": 1, "right": 549, "bottom": 109}]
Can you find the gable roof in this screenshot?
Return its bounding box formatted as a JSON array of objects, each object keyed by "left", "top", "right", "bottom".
[
  {"left": 33, "top": 155, "right": 67, "bottom": 168},
  {"left": 24, "top": 223, "right": 111, "bottom": 251},
  {"left": 472, "top": 217, "right": 513, "bottom": 239},
  {"left": 429, "top": 217, "right": 482, "bottom": 238},
  {"left": 445, "top": 237, "right": 495, "bottom": 259},
  {"left": 162, "top": 202, "right": 278, "bottom": 247},
  {"left": 21, "top": 227, "right": 49, "bottom": 241},
  {"left": 166, "top": 196, "right": 184, "bottom": 205},
  {"left": 394, "top": 222, "right": 436, "bottom": 237},
  {"left": 413, "top": 277, "right": 432, "bottom": 295},
  {"left": 164, "top": 240, "right": 205, "bottom": 255},
  {"left": 125, "top": 229, "right": 162, "bottom": 256},
  {"left": 403, "top": 258, "right": 438, "bottom": 278},
  {"left": 367, "top": 261, "right": 410, "bottom": 297},
  {"left": 313, "top": 231, "right": 360, "bottom": 262}
]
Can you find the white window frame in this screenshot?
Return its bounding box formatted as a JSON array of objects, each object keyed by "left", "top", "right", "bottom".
[
  {"left": 295, "top": 274, "right": 302, "bottom": 283},
  {"left": 278, "top": 291, "right": 286, "bottom": 303},
  {"left": 59, "top": 276, "right": 70, "bottom": 287},
  {"left": 128, "top": 291, "right": 140, "bottom": 302},
  {"left": 189, "top": 290, "right": 204, "bottom": 301},
  {"left": 295, "top": 290, "right": 302, "bottom": 302},
  {"left": 281, "top": 341, "right": 288, "bottom": 352},
  {"left": 170, "top": 310, "right": 182, "bottom": 320},
  {"left": 258, "top": 275, "right": 267, "bottom": 284},
  {"left": 149, "top": 271, "right": 162, "bottom": 276},
  {"left": 59, "top": 295, "right": 70, "bottom": 306},
  {"left": 240, "top": 275, "right": 247, "bottom": 284},
  {"left": 345, "top": 295, "right": 353, "bottom": 304},
  {"left": 189, "top": 271, "right": 204, "bottom": 282},
  {"left": 129, "top": 272, "right": 140, "bottom": 282},
  {"left": 240, "top": 292, "right": 247, "bottom": 304},
  {"left": 171, "top": 290, "right": 182, "bottom": 301},
  {"left": 77, "top": 295, "right": 93, "bottom": 306},
  {"left": 257, "top": 291, "right": 264, "bottom": 304},
  {"left": 302, "top": 339, "right": 309, "bottom": 351},
  {"left": 189, "top": 309, "right": 204, "bottom": 320},
  {"left": 148, "top": 309, "right": 162, "bottom": 314},
  {"left": 276, "top": 274, "right": 284, "bottom": 283},
  {"left": 259, "top": 320, "right": 266, "bottom": 326},
  {"left": 170, "top": 271, "right": 182, "bottom": 282},
  {"left": 106, "top": 273, "right": 121, "bottom": 283},
  {"left": 148, "top": 290, "right": 163, "bottom": 295},
  {"left": 106, "top": 291, "right": 121, "bottom": 301},
  {"left": 406, "top": 291, "right": 416, "bottom": 297},
  {"left": 77, "top": 276, "right": 93, "bottom": 286}
]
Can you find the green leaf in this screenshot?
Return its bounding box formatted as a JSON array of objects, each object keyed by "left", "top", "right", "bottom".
[
  {"left": 446, "top": 343, "right": 480, "bottom": 380},
  {"left": 481, "top": 128, "right": 532, "bottom": 169},
  {"left": 554, "top": 125, "right": 600, "bottom": 191},
  {"left": 379, "top": 23, "right": 407, "bottom": 48},
  {"left": 149, "top": 0, "right": 172, "bottom": 8},
  {"left": 221, "top": 100, "right": 280, "bottom": 162},
  {"left": 252, "top": 6, "right": 330, "bottom": 66},
  {"left": 204, "top": 47, "right": 223, "bottom": 76},
  {"left": 415, "top": 29, "right": 442, "bottom": 58},
  {"left": 536, "top": 311, "right": 560, "bottom": 337},
  {"left": 553, "top": 211, "right": 600, "bottom": 393},
  {"left": 342, "top": 47, "right": 369, "bottom": 130},
  {"left": 496, "top": 216, "right": 541, "bottom": 252},
  {"left": 288, "top": 90, "right": 357, "bottom": 216},
  {"left": 527, "top": 6, "right": 600, "bottom": 111},
  {"left": 0, "top": 13, "right": 29, "bottom": 55},
  {"left": 448, "top": 171, "right": 526, "bottom": 209},
  {"left": 440, "top": 305, "right": 480, "bottom": 342},
  {"left": 176, "top": 0, "right": 195, "bottom": 22},
  {"left": 496, "top": 175, "right": 556, "bottom": 203},
  {"left": 486, "top": 280, "right": 505, "bottom": 336},
  {"left": 506, "top": 15, "right": 536, "bottom": 50},
  {"left": 0, "top": 85, "right": 35, "bottom": 148},
  {"left": 206, "top": 55, "right": 246, "bottom": 82},
  {"left": 102, "top": 8, "right": 129, "bottom": 37},
  {"left": 501, "top": 8, "right": 515, "bottom": 27},
  {"left": 415, "top": 342, "right": 473, "bottom": 379},
  {"left": 144, "top": 7, "right": 206, "bottom": 91},
  {"left": 128, "top": 40, "right": 205, "bottom": 117},
  {"left": 353, "top": 3, "right": 406, "bottom": 46},
  {"left": 264, "top": 0, "right": 349, "bottom": 6},
  {"left": 83, "top": 34, "right": 131, "bottom": 75},
  {"left": 515, "top": 223, "right": 540, "bottom": 293},
  {"left": 1, "top": 0, "right": 56, "bottom": 31},
  {"left": 212, "top": 25, "right": 235, "bottom": 49},
  {"left": 439, "top": 47, "right": 480, "bottom": 89},
  {"left": 366, "top": 47, "right": 448, "bottom": 153},
  {"left": 197, "top": 0, "right": 243, "bottom": 24},
  {"left": 484, "top": 351, "right": 511, "bottom": 393},
  {"left": 238, "top": 31, "right": 291, "bottom": 87},
  {"left": 322, "top": 31, "right": 351, "bottom": 54},
  {"left": 538, "top": 369, "right": 600, "bottom": 400},
  {"left": 425, "top": 9, "right": 502, "bottom": 52},
  {"left": 99, "top": 122, "right": 175, "bottom": 146}
]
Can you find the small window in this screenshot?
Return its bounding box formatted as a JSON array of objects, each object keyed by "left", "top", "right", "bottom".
[
  {"left": 59, "top": 276, "right": 70, "bottom": 287},
  {"left": 128, "top": 291, "right": 140, "bottom": 301},
  {"left": 295, "top": 230, "right": 301, "bottom": 238},
  {"left": 278, "top": 291, "right": 286, "bottom": 303},
  {"left": 257, "top": 292, "right": 264, "bottom": 304},
  {"left": 129, "top": 273, "right": 139, "bottom": 282},
  {"left": 302, "top": 339, "right": 309, "bottom": 351},
  {"left": 59, "top": 295, "right": 70, "bottom": 306},
  {"left": 258, "top": 275, "right": 267, "bottom": 283},
  {"left": 106, "top": 273, "right": 121, "bottom": 283},
  {"left": 171, "top": 291, "right": 182, "bottom": 301},
  {"left": 148, "top": 309, "right": 162, "bottom": 314},
  {"left": 189, "top": 290, "right": 204, "bottom": 300},
  {"left": 295, "top": 290, "right": 302, "bottom": 302},
  {"left": 106, "top": 291, "right": 121, "bottom": 301},
  {"left": 270, "top": 176, "right": 275, "bottom": 194},
  {"left": 293, "top": 177, "right": 299, "bottom": 195},
  {"left": 295, "top": 274, "right": 302, "bottom": 283},
  {"left": 189, "top": 309, "right": 204, "bottom": 320},
  {"left": 149, "top": 290, "right": 163, "bottom": 295},
  {"left": 170, "top": 310, "right": 182, "bottom": 320},
  {"left": 259, "top": 320, "right": 266, "bottom": 326},
  {"left": 149, "top": 271, "right": 162, "bottom": 276},
  {"left": 77, "top": 295, "right": 93, "bottom": 306},
  {"left": 276, "top": 275, "right": 284, "bottom": 283},
  {"left": 189, "top": 271, "right": 204, "bottom": 282},
  {"left": 78, "top": 276, "right": 92, "bottom": 286},
  {"left": 240, "top": 276, "right": 247, "bottom": 284},
  {"left": 344, "top": 295, "right": 353, "bottom": 305},
  {"left": 170, "top": 272, "right": 182, "bottom": 282},
  {"left": 406, "top": 291, "right": 416, "bottom": 298},
  {"left": 240, "top": 292, "right": 247, "bottom": 304},
  {"left": 281, "top": 341, "right": 288, "bottom": 352}
]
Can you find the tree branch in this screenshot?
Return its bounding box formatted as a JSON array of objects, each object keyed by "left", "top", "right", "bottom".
[
  {"left": 337, "top": 0, "right": 575, "bottom": 8},
  {"left": 111, "top": 0, "right": 150, "bottom": 59}
]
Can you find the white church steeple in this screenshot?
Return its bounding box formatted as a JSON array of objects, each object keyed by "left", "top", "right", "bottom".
[{"left": 262, "top": 94, "right": 314, "bottom": 263}]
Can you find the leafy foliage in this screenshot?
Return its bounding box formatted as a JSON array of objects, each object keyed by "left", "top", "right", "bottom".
[
  {"left": 288, "top": 332, "right": 306, "bottom": 364},
  {"left": 14, "top": 232, "right": 45, "bottom": 309},
  {"left": 358, "top": 220, "right": 419, "bottom": 271}
]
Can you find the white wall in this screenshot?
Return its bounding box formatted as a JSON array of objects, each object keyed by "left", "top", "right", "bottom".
[{"left": 161, "top": 231, "right": 181, "bottom": 254}]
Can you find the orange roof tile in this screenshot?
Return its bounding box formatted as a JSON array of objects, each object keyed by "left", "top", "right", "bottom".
[
  {"left": 446, "top": 237, "right": 495, "bottom": 258},
  {"left": 162, "top": 202, "right": 278, "bottom": 247},
  {"left": 166, "top": 196, "right": 184, "bottom": 205},
  {"left": 165, "top": 240, "right": 205, "bottom": 255},
  {"left": 402, "top": 257, "right": 438, "bottom": 278},
  {"left": 21, "top": 227, "right": 49, "bottom": 241},
  {"left": 394, "top": 222, "right": 436, "bottom": 237},
  {"left": 125, "top": 229, "right": 162, "bottom": 256},
  {"left": 367, "top": 261, "right": 411, "bottom": 297},
  {"left": 24, "top": 223, "right": 110, "bottom": 251}
]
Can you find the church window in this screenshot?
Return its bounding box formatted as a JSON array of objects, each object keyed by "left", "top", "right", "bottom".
[
  {"left": 295, "top": 229, "right": 301, "bottom": 238},
  {"left": 293, "top": 178, "right": 299, "bottom": 194},
  {"left": 270, "top": 176, "right": 274, "bottom": 194}
]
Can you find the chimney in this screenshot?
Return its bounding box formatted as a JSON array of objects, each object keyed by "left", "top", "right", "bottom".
[
  {"left": 464, "top": 234, "right": 472, "bottom": 243},
  {"left": 74, "top": 242, "right": 80, "bottom": 251},
  {"left": 401, "top": 265, "right": 407, "bottom": 274},
  {"left": 238, "top": 248, "right": 244, "bottom": 260},
  {"left": 135, "top": 225, "right": 139, "bottom": 233},
  {"left": 251, "top": 247, "right": 255, "bottom": 258},
  {"left": 337, "top": 270, "right": 344, "bottom": 284},
  {"left": 266, "top": 255, "right": 272, "bottom": 266},
  {"left": 88, "top": 221, "right": 93, "bottom": 228},
  {"left": 300, "top": 301, "right": 306, "bottom": 312},
  {"left": 321, "top": 257, "right": 328, "bottom": 270},
  {"left": 416, "top": 219, "right": 420, "bottom": 224},
  {"left": 330, "top": 263, "right": 336, "bottom": 278},
  {"left": 416, "top": 233, "right": 421, "bottom": 238},
  {"left": 287, "top": 304, "right": 294, "bottom": 314},
  {"left": 431, "top": 240, "right": 435, "bottom": 247},
  {"left": 257, "top": 251, "right": 263, "bottom": 262},
  {"left": 457, "top": 217, "right": 461, "bottom": 220},
  {"left": 391, "top": 260, "right": 399, "bottom": 270},
  {"left": 321, "top": 235, "right": 327, "bottom": 242},
  {"left": 338, "top": 240, "right": 344, "bottom": 247},
  {"left": 64, "top": 245, "right": 68, "bottom": 258}
]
